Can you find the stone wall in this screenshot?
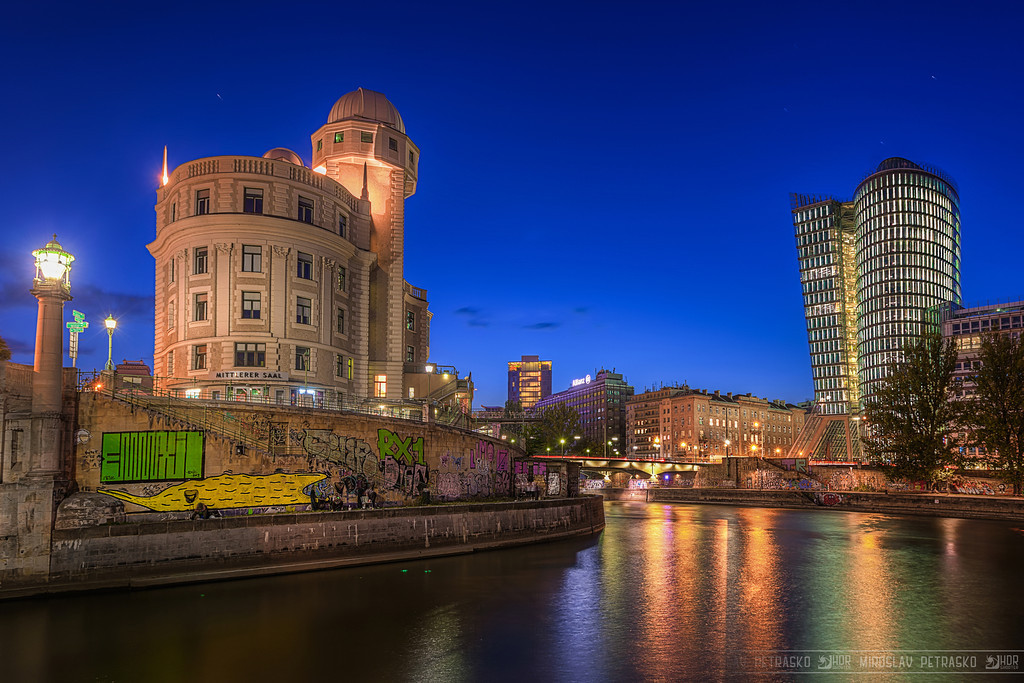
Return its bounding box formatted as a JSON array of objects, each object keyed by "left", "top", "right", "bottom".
[
  {"left": 42, "top": 495, "right": 605, "bottom": 593},
  {"left": 74, "top": 393, "right": 529, "bottom": 516}
]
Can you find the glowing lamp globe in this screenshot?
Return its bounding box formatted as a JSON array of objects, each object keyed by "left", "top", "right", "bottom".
[
  {"left": 32, "top": 235, "right": 74, "bottom": 286},
  {"left": 105, "top": 315, "right": 117, "bottom": 331}
]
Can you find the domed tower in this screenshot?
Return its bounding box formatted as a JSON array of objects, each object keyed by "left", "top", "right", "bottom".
[
  {"left": 853, "top": 157, "right": 961, "bottom": 404},
  {"left": 310, "top": 88, "right": 423, "bottom": 401}
]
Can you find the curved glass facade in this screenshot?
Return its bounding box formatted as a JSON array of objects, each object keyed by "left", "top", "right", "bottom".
[{"left": 853, "top": 165, "right": 961, "bottom": 403}]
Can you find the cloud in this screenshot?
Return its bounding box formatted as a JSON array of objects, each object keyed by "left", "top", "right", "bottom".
[
  {"left": 455, "top": 306, "right": 490, "bottom": 328},
  {"left": 524, "top": 321, "right": 560, "bottom": 330}
]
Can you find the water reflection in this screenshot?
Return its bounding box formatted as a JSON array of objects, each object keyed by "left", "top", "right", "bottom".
[{"left": 2, "top": 503, "right": 1023, "bottom": 681}]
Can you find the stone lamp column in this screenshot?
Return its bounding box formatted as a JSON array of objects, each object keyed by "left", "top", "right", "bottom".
[{"left": 29, "top": 235, "right": 74, "bottom": 476}]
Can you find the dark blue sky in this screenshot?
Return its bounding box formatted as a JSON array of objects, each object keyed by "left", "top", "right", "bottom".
[{"left": 2, "top": 1, "right": 1022, "bottom": 407}]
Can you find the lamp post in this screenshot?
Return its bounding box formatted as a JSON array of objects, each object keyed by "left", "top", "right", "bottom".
[
  {"left": 724, "top": 439, "right": 731, "bottom": 458},
  {"left": 30, "top": 235, "right": 74, "bottom": 476},
  {"left": 559, "top": 437, "right": 566, "bottom": 455},
  {"left": 104, "top": 315, "right": 117, "bottom": 371}
]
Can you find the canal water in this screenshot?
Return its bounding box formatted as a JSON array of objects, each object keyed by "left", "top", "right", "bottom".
[{"left": 3, "top": 502, "right": 1024, "bottom": 681}]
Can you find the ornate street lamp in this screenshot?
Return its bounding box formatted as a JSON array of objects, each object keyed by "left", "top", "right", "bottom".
[
  {"left": 104, "top": 315, "right": 117, "bottom": 371},
  {"left": 30, "top": 235, "right": 74, "bottom": 476}
]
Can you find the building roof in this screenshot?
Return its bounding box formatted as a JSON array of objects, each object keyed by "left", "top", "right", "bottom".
[
  {"left": 327, "top": 88, "right": 405, "bottom": 134},
  {"left": 262, "top": 148, "right": 304, "bottom": 166}
]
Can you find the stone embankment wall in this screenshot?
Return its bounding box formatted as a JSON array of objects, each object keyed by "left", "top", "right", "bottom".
[
  {"left": 74, "top": 392, "right": 546, "bottom": 515},
  {"left": 34, "top": 495, "right": 604, "bottom": 595},
  {"left": 601, "top": 487, "right": 1024, "bottom": 522}
]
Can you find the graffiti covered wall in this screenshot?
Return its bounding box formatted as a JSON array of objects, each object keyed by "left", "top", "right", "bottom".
[{"left": 76, "top": 394, "right": 520, "bottom": 516}]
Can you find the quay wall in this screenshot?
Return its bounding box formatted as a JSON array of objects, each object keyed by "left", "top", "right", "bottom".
[
  {"left": 6, "top": 495, "right": 604, "bottom": 597},
  {"left": 601, "top": 487, "right": 1024, "bottom": 522}
]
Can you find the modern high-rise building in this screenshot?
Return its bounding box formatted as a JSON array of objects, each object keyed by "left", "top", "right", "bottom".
[
  {"left": 148, "top": 88, "right": 431, "bottom": 406},
  {"left": 507, "top": 355, "right": 552, "bottom": 409},
  {"left": 534, "top": 369, "right": 633, "bottom": 454},
  {"left": 791, "top": 157, "right": 962, "bottom": 460}
]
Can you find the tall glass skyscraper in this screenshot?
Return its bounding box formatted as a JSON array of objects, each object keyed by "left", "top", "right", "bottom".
[
  {"left": 790, "top": 157, "right": 961, "bottom": 459},
  {"left": 853, "top": 158, "right": 961, "bottom": 402}
]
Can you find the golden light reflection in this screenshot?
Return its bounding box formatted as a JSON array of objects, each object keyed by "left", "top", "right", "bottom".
[
  {"left": 735, "top": 508, "right": 783, "bottom": 653},
  {"left": 161, "top": 145, "right": 169, "bottom": 186},
  {"left": 842, "top": 515, "right": 896, "bottom": 649}
]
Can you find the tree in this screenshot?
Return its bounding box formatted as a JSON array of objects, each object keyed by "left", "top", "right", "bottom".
[
  {"left": 963, "top": 333, "right": 1024, "bottom": 495},
  {"left": 533, "top": 404, "right": 584, "bottom": 454},
  {"left": 0, "top": 335, "right": 10, "bottom": 362},
  {"left": 863, "top": 332, "right": 964, "bottom": 486}
]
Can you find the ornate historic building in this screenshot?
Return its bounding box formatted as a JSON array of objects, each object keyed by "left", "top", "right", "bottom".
[{"left": 148, "top": 88, "right": 430, "bottom": 406}]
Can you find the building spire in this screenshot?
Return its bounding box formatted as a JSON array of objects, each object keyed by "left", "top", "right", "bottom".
[
  {"left": 161, "top": 146, "right": 169, "bottom": 186},
  {"left": 361, "top": 162, "right": 369, "bottom": 200}
]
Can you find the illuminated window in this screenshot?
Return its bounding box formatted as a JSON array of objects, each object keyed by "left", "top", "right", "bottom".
[
  {"left": 295, "top": 346, "right": 310, "bottom": 371},
  {"left": 242, "top": 245, "right": 262, "bottom": 272},
  {"left": 194, "top": 246, "right": 208, "bottom": 275},
  {"left": 338, "top": 266, "right": 346, "bottom": 291},
  {"left": 296, "top": 297, "right": 311, "bottom": 325},
  {"left": 334, "top": 132, "right": 344, "bottom": 143},
  {"left": 241, "top": 291, "right": 260, "bottom": 319},
  {"left": 336, "top": 308, "right": 345, "bottom": 334},
  {"left": 193, "top": 292, "right": 208, "bottom": 321},
  {"left": 193, "top": 344, "right": 207, "bottom": 370},
  {"left": 406, "top": 310, "right": 415, "bottom": 331},
  {"left": 316, "top": 139, "right": 323, "bottom": 151},
  {"left": 388, "top": 137, "right": 398, "bottom": 151},
  {"left": 298, "top": 197, "right": 314, "bottom": 223},
  {"left": 374, "top": 374, "right": 387, "bottom": 397},
  {"left": 347, "top": 357, "right": 354, "bottom": 380},
  {"left": 297, "top": 252, "right": 313, "bottom": 279},
  {"left": 243, "top": 188, "right": 263, "bottom": 214},
  {"left": 235, "top": 343, "right": 265, "bottom": 367},
  {"left": 195, "top": 189, "right": 210, "bottom": 215},
  {"left": 406, "top": 345, "right": 415, "bottom": 363},
  {"left": 361, "top": 132, "right": 373, "bottom": 144}
]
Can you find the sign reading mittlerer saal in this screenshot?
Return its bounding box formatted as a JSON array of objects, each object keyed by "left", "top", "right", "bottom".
[{"left": 100, "top": 431, "right": 204, "bottom": 483}]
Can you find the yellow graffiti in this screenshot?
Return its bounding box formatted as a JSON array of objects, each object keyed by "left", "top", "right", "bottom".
[{"left": 99, "top": 472, "right": 327, "bottom": 511}]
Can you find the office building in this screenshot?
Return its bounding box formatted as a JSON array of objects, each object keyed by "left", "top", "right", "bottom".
[
  {"left": 792, "top": 157, "right": 961, "bottom": 460},
  {"left": 534, "top": 369, "right": 633, "bottom": 455},
  {"left": 507, "top": 355, "right": 551, "bottom": 409}
]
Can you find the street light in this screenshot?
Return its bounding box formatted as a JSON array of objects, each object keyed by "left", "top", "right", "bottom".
[
  {"left": 559, "top": 437, "right": 566, "bottom": 455},
  {"left": 30, "top": 235, "right": 74, "bottom": 423},
  {"left": 104, "top": 315, "right": 117, "bottom": 371},
  {"left": 724, "top": 439, "right": 731, "bottom": 457}
]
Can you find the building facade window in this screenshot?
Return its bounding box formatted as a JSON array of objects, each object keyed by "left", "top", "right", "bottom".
[
  {"left": 361, "top": 132, "right": 373, "bottom": 144},
  {"left": 235, "top": 342, "right": 265, "bottom": 367},
  {"left": 334, "top": 132, "right": 344, "bottom": 143},
  {"left": 297, "top": 252, "right": 313, "bottom": 279},
  {"left": 193, "top": 292, "right": 208, "bottom": 321},
  {"left": 406, "top": 345, "right": 415, "bottom": 362},
  {"left": 338, "top": 266, "right": 346, "bottom": 291},
  {"left": 296, "top": 297, "right": 312, "bottom": 325},
  {"left": 406, "top": 310, "right": 415, "bottom": 330},
  {"left": 347, "top": 357, "right": 354, "bottom": 380},
  {"left": 388, "top": 137, "right": 398, "bottom": 151},
  {"left": 241, "top": 291, "right": 261, "bottom": 319},
  {"left": 194, "top": 246, "right": 208, "bottom": 275},
  {"left": 298, "top": 197, "right": 314, "bottom": 223},
  {"left": 167, "top": 350, "right": 174, "bottom": 375},
  {"left": 243, "top": 188, "right": 263, "bottom": 214},
  {"left": 409, "top": 151, "right": 415, "bottom": 165},
  {"left": 336, "top": 354, "right": 345, "bottom": 377},
  {"left": 169, "top": 258, "right": 175, "bottom": 283},
  {"left": 242, "top": 245, "right": 262, "bottom": 272},
  {"left": 171, "top": 202, "right": 176, "bottom": 222},
  {"left": 168, "top": 302, "right": 175, "bottom": 329},
  {"left": 316, "top": 139, "right": 323, "bottom": 151},
  {"left": 295, "top": 346, "right": 310, "bottom": 371},
  {"left": 374, "top": 374, "right": 387, "bottom": 397},
  {"left": 195, "top": 189, "right": 210, "bottom": 216},
  {"left": 193, "top": 344, "right": 207, "bottom": 370},
  {"left": 336, "top": 308, "right": 345, "bottom": 334},
  {"left": 338, "top": 214, "right": 347, "bottom": 238}
]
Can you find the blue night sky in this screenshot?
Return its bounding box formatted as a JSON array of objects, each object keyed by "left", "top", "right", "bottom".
[{"left": 1, "top": 1, "right": 1022, "bottom": 408}]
